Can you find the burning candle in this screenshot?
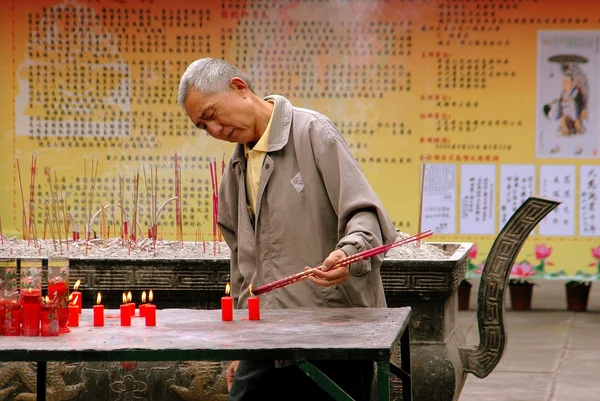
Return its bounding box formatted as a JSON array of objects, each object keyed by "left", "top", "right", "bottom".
[
  {"left": 22, "top": 288, "right": 42, "bottom": 336},
  {"left": 41, "top": 296, "right": 59, "bottom": 337},
  {"left": 120, "top": 293, "right": 131, "bottom": 326},
  {"left": 145, "top": 290, "right": 156, "bottom": 327},
  {"left": 126, "top": 291, "right": 135, "bottom": 317},
  {"left": 68, "top": 295, "right": 79, "bottom": 327},
  {"left": 139, "top": 291, "right": 147, "bottom": 317},
  {"left": 248, "top": 285, "right": 260, "bottom": 321},
  {"left": 221, "top": 283, "right": 233, "bottom": 322},
  {"left": 72, "top": 279, "right": 82, "bottom": 314},
  {"left": 93, "top": 292, "right": 104, "bottom": 327}
]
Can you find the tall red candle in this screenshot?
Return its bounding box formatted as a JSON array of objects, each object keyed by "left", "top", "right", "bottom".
[
  {"left": 248, "top": 285, "right": 260, "bottom": 321},
  {"left": 221, "top": 283, "right": 233, "bottom": 321},
  {"left": 68, "top": 296, "right": 79, "bottom": 327},
  {"left": 93, "top": 292, "right": 104, "bottom": 327},
  {"left": 120, "top": 293, "right": 131, "bottom": 326},
  {"left": 22, "top": 289, "right": 42, "bottom": 336},
  {"left": 145, "top": 290, "right": 155, "bottom": 326},
  {"left": 4, "top": 301, "right": 21, "bottom": 336},
  {"left": 72, "top": 279, "right": 82, "bottom": 314},
  {"left": 41, "top": 298, "right": 59, "bottom": 337}
]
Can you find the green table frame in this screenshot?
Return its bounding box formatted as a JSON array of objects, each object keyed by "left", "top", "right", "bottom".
[{"left": 0, "top": 308, "right": 412, "bottom": 401}]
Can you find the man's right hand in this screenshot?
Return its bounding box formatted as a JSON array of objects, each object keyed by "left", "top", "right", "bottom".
[{"left": 226, "top": 360, "right": 240, "bottom": 391}]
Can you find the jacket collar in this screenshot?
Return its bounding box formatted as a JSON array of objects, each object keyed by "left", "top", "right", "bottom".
[{"left": 231, "top": 95, "right": 291, "bottom": 168}]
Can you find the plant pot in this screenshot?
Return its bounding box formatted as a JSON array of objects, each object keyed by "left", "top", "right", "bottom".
[
  {"left": 565, "top": 281, "right": 591, "bottom": 312},
  {"left": 509, "top": 282, "right": 533, "bottom": 310},
  {"left": 458, "top": 280, "right": 472, "bottom": 311}
]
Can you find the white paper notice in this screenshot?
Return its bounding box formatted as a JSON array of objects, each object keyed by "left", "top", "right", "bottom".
[
  {"left": 421, "top": 164, "right": 456, "bottom": 234},
  {"left": 539, "top": 165, "right": 576, "bottom": 236},
  {"left": 460, "top": 164, "right": 496, "bottom": 235},
  {"left": 579, "top": 165, "right": 600, "bottom": 236},
  {"left": 499, "top": 165, "right": 536, "bottom": 227}
]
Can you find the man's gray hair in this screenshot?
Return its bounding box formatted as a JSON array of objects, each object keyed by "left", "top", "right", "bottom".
[{"left": 177, "top": 58, "right": 254, "bottom": 107}]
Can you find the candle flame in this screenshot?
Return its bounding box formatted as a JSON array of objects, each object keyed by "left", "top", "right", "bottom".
[
  {"left": 149, "top": 290, "right": 153, "bottom": 303},
  {"left": 72, "top": 295, "right": 79, "bottom": 306},
  {"left": 68, "top": 293, "right": 73, "bottom": 301},
  {"left": 225, "top": 283, "right": 231, "bottom": 296},
  {"left": 74, "top": 279, "right": 81, "bottom": 291},
  {"left": 122, "top": 292, "right": 127, "bottom": 304},
  {"left": 249, "top": 284, "right": 254, "bottom": 298},
  {"left": 141, "top": 291, "right": 147, "bottom": 303},
  {"left": 96, "top": 292, "right": 102, "bottom": 305},
  {"left": 127, "top": 291, "right": 132, "bottom": 303},
  {"left": 44, "top": 295, "right": 50, "bottom": 304}
]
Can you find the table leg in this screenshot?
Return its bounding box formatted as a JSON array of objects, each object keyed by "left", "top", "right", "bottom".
[
  {"left": 296, "top": 359, "right": 355, "bottom": 401},
  {"left": 37, "top": 361, "right": 46, "bottom": 401},
  {"left": 400, "top": 328, "right": 413, "bottom": 401},
  {"left": 389, "top": 328, "right": 413, "bottom": 401},
  {"left": 376, "top": 359, "right": 390, "bottom": 401}
]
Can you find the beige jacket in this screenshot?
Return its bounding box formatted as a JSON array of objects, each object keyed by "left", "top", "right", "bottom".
[{"left": 218, "top": 95, "right": 397, "bottom": 310}]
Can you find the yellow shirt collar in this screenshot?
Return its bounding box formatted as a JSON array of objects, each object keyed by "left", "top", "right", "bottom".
[{"left": 245, "top": 100, "right": 275, "bottom": 157}]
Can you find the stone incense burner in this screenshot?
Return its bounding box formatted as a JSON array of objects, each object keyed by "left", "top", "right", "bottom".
[{"left": 0, "top": 197, "right": 558, "bottom": 401}]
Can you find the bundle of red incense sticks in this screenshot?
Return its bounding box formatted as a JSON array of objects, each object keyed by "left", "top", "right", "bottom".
[{"left": 252, "top": 230, "right": 433, "bottom": 296}]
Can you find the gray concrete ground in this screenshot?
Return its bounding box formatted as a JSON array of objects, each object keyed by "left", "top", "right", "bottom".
[{"left": 459, "top": 280, "right": 600, "bottom": 401}]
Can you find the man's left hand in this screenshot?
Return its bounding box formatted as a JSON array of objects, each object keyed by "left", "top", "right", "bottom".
[{"left": 307, "top": 249, "right": 349, "bottom": 287}]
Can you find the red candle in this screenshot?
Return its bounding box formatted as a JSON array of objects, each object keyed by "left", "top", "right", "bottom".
[
  {"left": 72, "top": 279, "right": 82, "bottom": 314},
  {"left": 0, "top": 299, "right": 5, "bottom": 335},
  {"left": 120, "top": 293, "right": 131, "bottom": 326},
  {"left": 92, "top": 292, "right": 104, "bottom": 327},
  {"left": 22, "top": 289, "right": 42, "bottom": 336},
  {"left": 139, "top": 291, "right": 147, "bottom": 317},
  {"left": 41, "top": 298, "right": 59, "bottom": 337},
  {"left": 126, "top": 291, "right": 135, "bottom": 317},
  {"left": 221, "top": 283, "right": 233, "bottom": 321},
  {"left": 248, "top": 285, "right": 260, "bottom": 321},
  {"left": 4, "top": 301, "right": 21, "bottom": 336},
  {"left": 68, "top": 296, "right": 79, "bottom": 327},
  {"left": 145, "top": 290, "right": 155, "bottom": 326}
]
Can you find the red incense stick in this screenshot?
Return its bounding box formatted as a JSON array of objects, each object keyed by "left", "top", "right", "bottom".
[{"left": 252, "top": 230, "right": 433, "bottom": 296}]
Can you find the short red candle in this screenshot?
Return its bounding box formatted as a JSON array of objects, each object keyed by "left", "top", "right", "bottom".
[
  {"left": 221, "top": 283, "right": 233, "bottom": 321},
  {"left": 68, "top": 304, "right": 79, "bottom": 327},
  {"left": 120, "top": 305, "right": 131, "bottom": 326},
  {"left": 22, "top": 291, "right": 42, "bottom": 336},
  {"left": 4, "top": 302, "right": 21, "bottom": 336},
  {"left": 248, "top": 296, "right": 260, "bottom": 321},
  {"left": 129, "top": 303, "right": 136, "bottom": 317},
  {"left": 93, "top": 292, "right": 104, "bottom": 327},
  {"left": 93, "top": 305, "right": 105, "bottom": 327},
  {"left": 145, "top": 304, "right": 156, "bottom": 326},
  {"left": 41, "top": 302, "right": 59, "bottom": 336}
]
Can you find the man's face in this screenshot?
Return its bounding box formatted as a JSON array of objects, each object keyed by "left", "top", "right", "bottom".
[
  {"left": 562, "top": 76, "right": 573, "bottom": 92},
  {"left": 183, "top": 80, "right": 257, "bottom": 144}
]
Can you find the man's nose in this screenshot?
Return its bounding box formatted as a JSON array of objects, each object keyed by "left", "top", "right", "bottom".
[{"left": 205, "top": 121, "right": 224, "bottom": 135}]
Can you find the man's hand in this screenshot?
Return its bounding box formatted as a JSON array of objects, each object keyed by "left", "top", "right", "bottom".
[
  {"left": 226, "top": 360, "right": 240, "bottom": 392},
  {"left": 307, "top": 249, "right": 349, "bottom": 287}
]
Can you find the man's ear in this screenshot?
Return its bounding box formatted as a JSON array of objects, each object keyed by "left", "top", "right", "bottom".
[{"left": 230, "top": 77, "right": 248, "bottom": 97}]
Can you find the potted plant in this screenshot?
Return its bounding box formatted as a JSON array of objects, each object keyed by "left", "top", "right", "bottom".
[
  {"left": 565, "top": 280, "right": 591, "bottom": 312},
  {"left": 508, "top": 261, "right": 537, "bottom": 310}
]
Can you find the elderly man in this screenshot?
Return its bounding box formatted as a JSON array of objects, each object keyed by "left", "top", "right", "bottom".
[{"left": 178, "top": 58, "right": 397, "bottom": 401}]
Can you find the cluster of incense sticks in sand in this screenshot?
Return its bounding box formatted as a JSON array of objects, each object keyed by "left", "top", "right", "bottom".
[
  {"left": 252, "top": 230, "right": 434, "bottom": 296},
  {"left": 7, "top": 153, "right": 218, "bottom": 257},
  {"left": 207, "top": 156, "right": 225, "bottom": 256}
]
